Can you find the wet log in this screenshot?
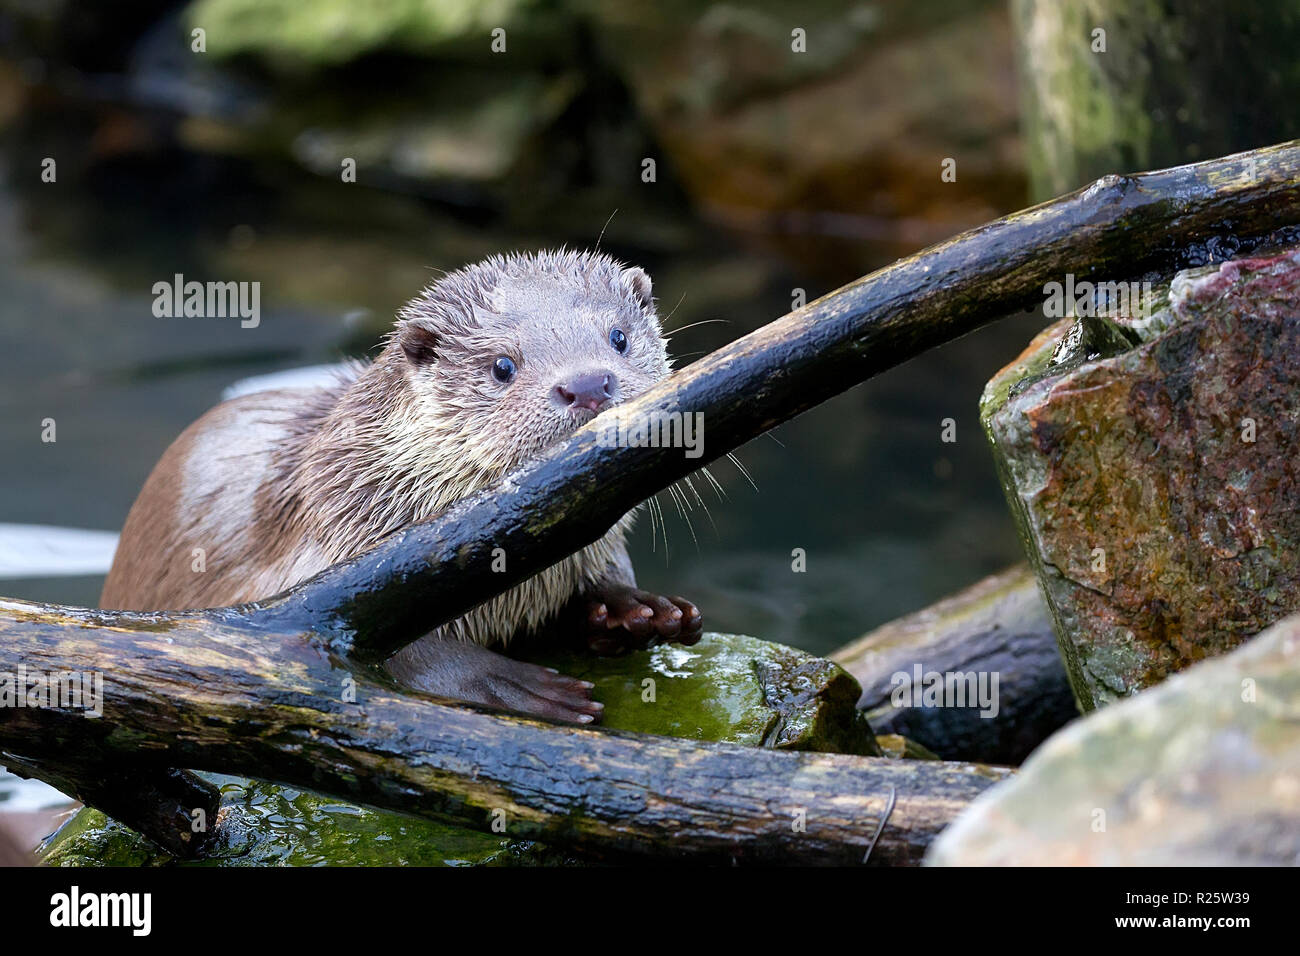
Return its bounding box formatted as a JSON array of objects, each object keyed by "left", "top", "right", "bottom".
[
  {"left": 832, "top": 565, "right": 1078, "bottom": 765},
  {"left": 0, "top": 599, "right": 1009, "bottom": 865}
]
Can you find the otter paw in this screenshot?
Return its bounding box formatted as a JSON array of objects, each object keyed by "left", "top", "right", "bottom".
[
  {"left": 585, "top": 585, "right": 703, "bottom": 655},
  {"left": 482, "top": 658, "right": 606, "bottom": 725}
]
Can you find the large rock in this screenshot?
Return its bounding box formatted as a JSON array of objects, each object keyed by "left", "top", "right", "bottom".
[
  {"left": 927, "top": 609, "right": 1300, "bottom": 866},
  {"left": 982, "top": 249, "right": 1300, "bottom": 711},
  {"left": 832, "top": 565, "right": 1077, "bottom": 765},
  {"left": 39, "top": 633, "right": 881, "bottom": 866}
]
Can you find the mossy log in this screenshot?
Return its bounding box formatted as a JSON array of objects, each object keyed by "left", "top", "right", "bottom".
[{"left": 3, "top": 141, "right": 1300, "bottom": 862}]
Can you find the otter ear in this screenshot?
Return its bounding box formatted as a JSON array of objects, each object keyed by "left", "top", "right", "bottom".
[
  {"left": 399, "top": 321, "right": 439, "bottom": 365},
  {"left": 620, "top": 266, "right": 654, "bottom": 313}
]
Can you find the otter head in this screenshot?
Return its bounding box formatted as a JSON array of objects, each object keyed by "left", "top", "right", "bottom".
[{"left": 392, "top": 250, "right": 670, "bottom": 478}]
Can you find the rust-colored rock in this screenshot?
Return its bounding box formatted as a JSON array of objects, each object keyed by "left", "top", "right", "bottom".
[{"left": 982, "top": 250, "right": 1300, "bottom": 710}]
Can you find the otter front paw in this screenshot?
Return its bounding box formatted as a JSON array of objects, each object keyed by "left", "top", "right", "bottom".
[{"left": 585, "top": 584, "right": 703, "bottom": 655}]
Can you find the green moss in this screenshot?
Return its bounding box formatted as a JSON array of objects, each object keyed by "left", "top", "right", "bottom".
[{"left": 526, "top": 633, "right": 877, "bottom": 754}]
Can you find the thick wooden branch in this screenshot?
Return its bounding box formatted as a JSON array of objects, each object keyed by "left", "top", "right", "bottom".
[
  {"left": 0, "top": 600, "right": 1008, "bottom": 864},
  {"left": 251, "top": 140, "right": 1300, "bottom": 661}
]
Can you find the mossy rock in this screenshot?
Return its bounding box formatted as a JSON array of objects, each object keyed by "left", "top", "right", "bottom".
[
  {"left": 981, "top": 250, "right": 1300, "bottom": 710},
  {"left": 41, "top": 633, "right": 877, "bottom": 866},
  {"left": 526, "top": 633, "right": 879, "bottom": 754}
]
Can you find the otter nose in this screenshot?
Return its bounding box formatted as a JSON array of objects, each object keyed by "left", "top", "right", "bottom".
[{"left": 554, "top": 371, "right": 616, "bottom": 412}]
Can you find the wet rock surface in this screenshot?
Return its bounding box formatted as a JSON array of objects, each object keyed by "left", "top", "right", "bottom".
[
  {"left": 833, "top": 565, "right": 1077, "bottom": 764},
  {"left": 927, "top": 609, "right": 1300, "bottom": 866},
  {"left": 40, "top": 633, "right": 879, "bottom": 866},
  {"left": 982, "top": 249, "right": 1300, "bottom": 710}
]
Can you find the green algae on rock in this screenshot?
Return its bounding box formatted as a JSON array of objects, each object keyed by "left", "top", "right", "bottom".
[
  {"left": 982, "top": 249, "right": 1300, "bottom": 711},
  {"left": 527, "top": 633, "right": 879, "bottom": 755},
  {"left": 1012, "top": 0, "right": 1300, "bottom": 202},
  {"left": 40, "top": 633, "right": 877, "bottom": 866},
  {"left": 926, "top": 608, "right": 1300, "bottom": 866}
]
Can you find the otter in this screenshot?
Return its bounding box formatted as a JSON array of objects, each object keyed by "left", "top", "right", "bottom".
[{"left": 101, "top": 249, "right": 702, "bottom": 723}]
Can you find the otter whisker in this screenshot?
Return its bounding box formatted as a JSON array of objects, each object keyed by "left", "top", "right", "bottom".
[
  {"left": 664, "top": 317, "right": 732, "bottom": 338},
  {"left": 661, "top": 292, "right": 688, "bottom": 327},
  {"left": 645, "top": 494, "right": 658, "bottom": 553},
  {"left": 594, "top": 208, "right": 618, "bottom": 253},
  {"left": 683, "top": 474, "right": 718, "bottom": 535},
  {"left": 666, "top": 482, "right": 701, "bottom": 550},
  {"left": 652, "top": 493, "right": 671, "bottom": 558},
  {"left": 727, "top": 452, "right": 759, "bottom": 492},
  {"left": 655, "top": 496, "right": 665, "bottom": 556},
  {"left": 700, "top": 465, "right": 728, "bottom": 502},
  {"left": 665, "top": 482, "right": 686, "bottom": 519},
  {"left": 647, "top": 494, "right": 664, "bottom": 553}
]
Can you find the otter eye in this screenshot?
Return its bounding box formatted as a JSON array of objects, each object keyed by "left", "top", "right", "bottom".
[
  {"left": 491, "top": 356, "right": 517, "bottom": 384},
  {"left": 609, "top": 328, "right": 628, "bottom": 354}
]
